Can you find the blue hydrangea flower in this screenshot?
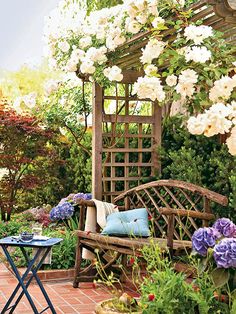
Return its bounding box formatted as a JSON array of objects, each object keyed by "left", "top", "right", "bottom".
[
  {"left": 192, "top": 227, "right": 221, "bottom": 256},
  {"left": 73, "top": 193, "right": 92, "bottom": 203},
  {"left": 214, "top": 238, "right": 236, "bottom": 268},
  {"left": 213, "top": 218, "right": 236, "bottom": 238},
  {"left": 50, "top": 202, "right": 74, "bottom": 221}
]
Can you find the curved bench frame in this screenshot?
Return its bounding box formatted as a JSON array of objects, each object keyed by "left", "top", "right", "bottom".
[{"left": 73, "top": 180, "right": 228, "bottom": 288}]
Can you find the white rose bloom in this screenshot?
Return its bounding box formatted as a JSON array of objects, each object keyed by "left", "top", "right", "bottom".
[
  {"left": 127, "top": 20, "right": 142, "bottom": 34},
  {"left": 166, "top": 74, "right": 177, "bottom": 87},
  {"left": 152, "top": 17, "right": 165, "bottom": 28},
  {"left": 86, "top": 46, "right": 107, "bottom": 64},
  {"left": 136, "top": 0, "right": 146, "bottom": 11},
  {"left": 179, "top": 69, "right": 198, "bottom": 84},
  {"left": 22, "top": 92, "right": 37, "bottom": 109},
  {"left": 175, "top": 82, "right": 195, "bottom": 98},
  {"left": 148, "top": 1, "right": 158, "bottom": 15},
  {"left": 136, "top": 13, "right": 148, "bottom": 24},
  {"left": 184, "top": 25, "right": 213, "bottom": 45},
  {"left": 104, "top": 66, "right": 123, "bottom": 82},
  {"left": 64, "top": 72, "right": 82, "bottom": 88},
  {"left": 44, "top": 79, "right": 60, "bottom": 96},
  {"left": 204, "top": 114, "right": 232, "bottom": 137},
  {"left": 228, "top": 101, "right": 236, "bottom": 121},
  {"left": 185, "top": 46, "right": 212, "bottom": 63},
  {"left": 141, "top": 39, "right": 166, "bottom": 64},
  {"left": 80, "top": 59, "right": 95, "bottom": 74},
  {"left": 65, "top": 58, "right": 78, "bottom": 72},
  {"left": 233, "top": 61, "right": 236, "bottom": 67},
  {"left": 209, "top": 76, "right": 235, "bottom": 102},
  {"left": 187, "top": 114, "right": 207, "bottom": 135},
  {"left": 58, "top": 41, "right": 70, "bottom": 53},
  {"left": 144, "top": 64, "right": 157, "bottom": 76},
  {"left": 208, "top": 102, "right": 232, "bottom": 117},
  {"left": 133, "top": 76, "right": 165, "bottom": 102},
  {"left": 71, "top": 48, "right": 85, "bottom": 62},
  {"left": 226, "top": 126, "right": 236, "bottom": 155},
  {"left": 79, "top": 36, "right": 92, "bottom": 49}
]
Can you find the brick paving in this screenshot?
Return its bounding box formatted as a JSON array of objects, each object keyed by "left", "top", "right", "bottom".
[{"left": 0, "top": 263, "right": 139, "bottom": 314}]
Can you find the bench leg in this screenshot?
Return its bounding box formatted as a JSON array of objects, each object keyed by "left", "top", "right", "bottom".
[
  {"left": 73, "top": 238, "right": 82, "bottom": 288},
  {"left": 120, "top": 254, "right": 127, "bottom": 283}
]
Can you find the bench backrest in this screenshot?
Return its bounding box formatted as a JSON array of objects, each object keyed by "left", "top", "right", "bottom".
[{"left": 114, "top": 180, "right": 228, "bottom": 241}]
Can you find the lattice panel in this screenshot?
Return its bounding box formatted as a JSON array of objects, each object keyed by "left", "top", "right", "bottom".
[
  {"left": 114, "top": 180, "right": 228, "bottom": 241},
  {"left": 96, "top": 82, "right": 161, "bottom": 202}
]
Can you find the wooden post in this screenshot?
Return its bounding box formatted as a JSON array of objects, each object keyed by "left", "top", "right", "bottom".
[
  {"left": 152, "top": 101, "right": 162, "bottom": 175},
  {"left": 92, "top": 83, "right": 103, "bottom": 200}
]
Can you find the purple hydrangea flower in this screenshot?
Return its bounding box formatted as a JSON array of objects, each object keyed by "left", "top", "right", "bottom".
[
  {"left": 192, "top": 227, "right": 221, "bottom": 256},
  {"left": 214, "top": 238, "right": 236, "bottom": 268},
  {"left": 73, "top": 193, "right": 92, "bottom": 203},
  {"left": 213, "top": 218, "right": 236, "bottom": 238},
  {"left": 50, "top": 202, "right": 74, "bottom": 221}
]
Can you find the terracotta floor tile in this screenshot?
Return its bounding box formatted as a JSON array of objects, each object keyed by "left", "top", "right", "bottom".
[{"left": 0, "top": 262, "right": 139, "bottom": 313}]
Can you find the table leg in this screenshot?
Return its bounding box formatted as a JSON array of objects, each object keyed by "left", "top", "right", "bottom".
[
  {"left": 20, "top": 247, "right": 57, "bottom": 314},
  {"left": 1, "top": 245, "right": 42, "bottom": 314},
  {"left": 7, "top": 247, "right": 53, "bottom": 314}
]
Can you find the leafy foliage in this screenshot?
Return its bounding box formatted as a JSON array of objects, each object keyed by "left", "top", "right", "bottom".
[
  {"left": 0, "top": 103, "right": 56, "bottom": 220},
  {"left": 159, "top": 116, "right": 236, "bottom": 219},
  {"left": 0, "top": 62, "right": 59, "bottom": 103}
]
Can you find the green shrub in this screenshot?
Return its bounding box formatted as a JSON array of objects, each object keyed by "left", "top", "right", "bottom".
[{"left": 159, "top": 116, "right": 236, "bottom": 220}]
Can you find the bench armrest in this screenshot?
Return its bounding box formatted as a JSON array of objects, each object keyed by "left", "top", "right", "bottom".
[{"left": 74, "top": 199, "right": 96, "bottom": 230}]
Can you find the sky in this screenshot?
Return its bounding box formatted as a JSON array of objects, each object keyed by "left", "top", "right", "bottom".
[{"left": 0, "top": 0, "right": 59, "bottom": 71}]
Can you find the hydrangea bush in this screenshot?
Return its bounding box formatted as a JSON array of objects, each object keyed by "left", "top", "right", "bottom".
[
  {"left": 43, "top": 0, "right": 236, "bottom": 155},
  {"left": 192, "top": 218, "right": 236, "bottom": 268},
  {"left": 50, "top": 192, "right": 92, "bottom": 229}
]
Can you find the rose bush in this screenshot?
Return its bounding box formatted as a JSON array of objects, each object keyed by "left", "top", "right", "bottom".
[{"left": 43, "top": 0, "right": 236, "bottom": 155}]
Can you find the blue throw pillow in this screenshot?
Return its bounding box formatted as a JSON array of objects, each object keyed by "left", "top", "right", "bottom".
[{"left": 101, "top": 208, "right": 150, "bottom": 237}]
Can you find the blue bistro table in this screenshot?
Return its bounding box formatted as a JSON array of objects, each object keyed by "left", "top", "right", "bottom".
[{"left": 0, "top": 236, "right": 63, "bottom": 314}]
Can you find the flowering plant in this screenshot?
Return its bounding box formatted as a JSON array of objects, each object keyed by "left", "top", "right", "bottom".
[
  {"left": 50, "top": 192, "right": 92, "bottom": 230},
  {"left": 44, "top": 0, "right": 236, "bottom": 156},
  {"left": 192, "top": 218, "right": 236, "bottom": 305}
]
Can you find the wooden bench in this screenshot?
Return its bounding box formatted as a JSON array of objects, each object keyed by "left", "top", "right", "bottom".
[{"left": 73, "top": 180, "right": 228, "bottom": 288}]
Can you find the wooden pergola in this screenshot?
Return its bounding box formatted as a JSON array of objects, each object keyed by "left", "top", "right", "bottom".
[{"left": 88, "top": 0, "right": 236, "bottom": 202}]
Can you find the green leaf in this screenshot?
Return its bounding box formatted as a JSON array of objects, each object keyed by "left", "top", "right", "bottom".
[
  {"left": 230, "top": 299, "right": 236, "bottom": 314},
  {"left": 211, "top": 268, "right": 230, "bottom": 288}
]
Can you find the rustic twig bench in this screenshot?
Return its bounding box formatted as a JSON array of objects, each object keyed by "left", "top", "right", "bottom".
[{"left": 73, "top": 180, "right": 228, "bottom": 288}]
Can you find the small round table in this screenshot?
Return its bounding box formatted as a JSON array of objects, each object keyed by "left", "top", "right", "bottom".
[{"left": 0, "top": 236, "right": 63, "bottom": 314}]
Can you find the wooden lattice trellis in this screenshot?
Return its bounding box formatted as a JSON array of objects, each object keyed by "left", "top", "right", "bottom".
[
  {"left": 88, "top": 0, "right": 236, "bottom": 201},
  {"left": 92, "top": 71, "right": 161, "bottom": 202}
]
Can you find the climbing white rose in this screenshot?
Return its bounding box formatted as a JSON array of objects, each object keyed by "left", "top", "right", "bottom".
[
  {"left": 140, "top": 39, "right": 165, "bottom": 64},
  {"left": 133, "top": 76, "right": 165, "bottom": 102},
  {"left": 79, "top": 36, "right": 92, "bottom": 49},
  {"left": 126, "top": 20, "right": 142, "bottom": 34},
  {"left": 226, "top": 126, "right": 236, "bottom": 155},
  {"left": 184, "top": 25, "right": 213, "bottom": 45},
  {"left": 166, "top": 74, "right": 177, "bottom": 87},
  {"left": 80, "top": 59, "right": 96, "bottom": 74},
  {"left": 185, "top": 46, "right": 212, "bottom": 63},
  {"left": 104, "top": 66, "right": 123, "bottom": 82},
  {"left": 144, "top": 64, "right": 157, "bottom": 76},
  {"left": 187, "top": 114, "right": 208, "bottom": 135},
  {"left": 58, "top": 41, "right": 70, "bottom": 53}
]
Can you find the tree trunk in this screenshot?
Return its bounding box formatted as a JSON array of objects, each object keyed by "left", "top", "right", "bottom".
[{"left": 1, "top": 210, "right": 6, "bottom": 222}]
